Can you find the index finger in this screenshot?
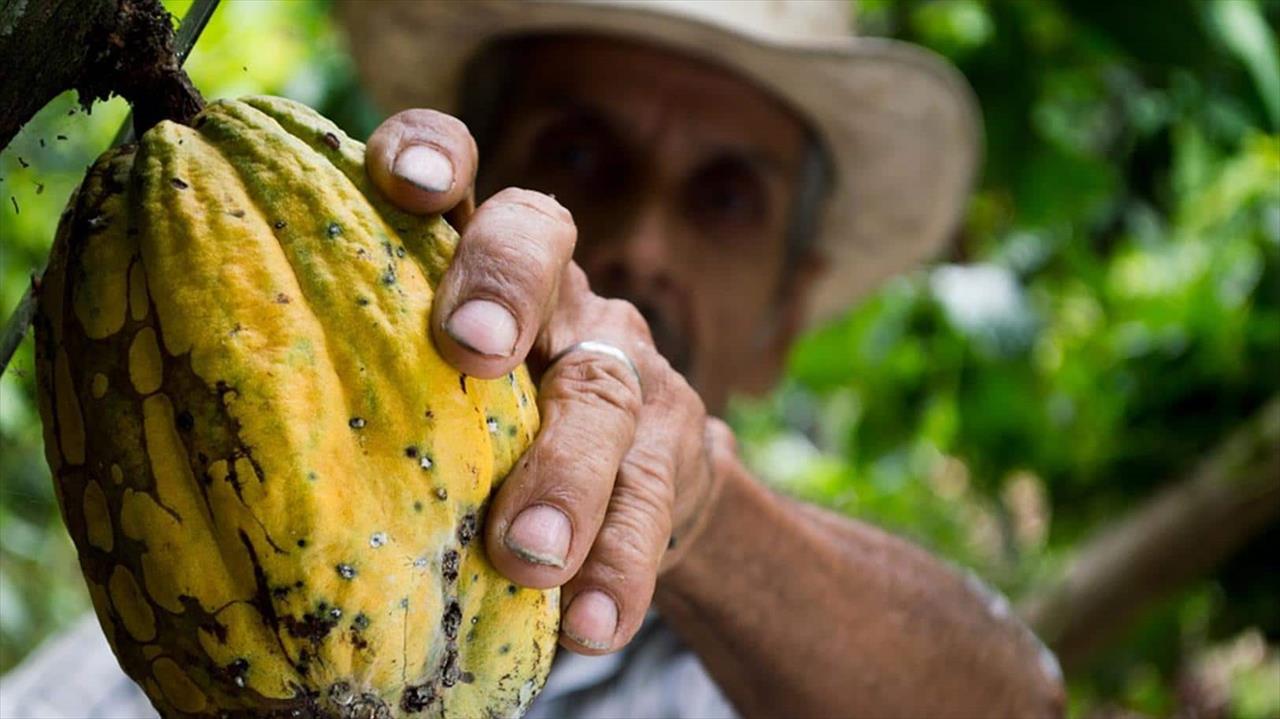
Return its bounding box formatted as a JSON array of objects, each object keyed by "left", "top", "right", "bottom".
[{"left": 365, "top": 109, "right": 478, "bottom": 216}]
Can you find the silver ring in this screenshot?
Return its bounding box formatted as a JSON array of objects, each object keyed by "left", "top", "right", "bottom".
[{"left": 547, "top": 340, "right": 643, "bottom": 391}]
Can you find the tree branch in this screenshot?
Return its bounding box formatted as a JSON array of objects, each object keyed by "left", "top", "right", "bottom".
[
  {"left": 0, "top": 0, "right": 202, "bottom": 151},
  {"left": 1020, "top": 396, "right": 1280, "bottom": 672}
]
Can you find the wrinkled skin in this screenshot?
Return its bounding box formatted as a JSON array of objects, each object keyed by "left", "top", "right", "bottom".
[{"left": 362, "top": 36, "right": 1068, "bottom": 718}]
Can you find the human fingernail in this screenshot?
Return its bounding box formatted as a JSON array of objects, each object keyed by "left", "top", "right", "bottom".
[
  {"left": 446, "top": 299, "right": 517, "bottom": 357},
  {"left": 393, "top": 144, "right": 454, "bottom": 193},
  {"left": 505, "top": 505, "right": 570, "bottom": 568},
  {"left": 564, "top": 590, "right": 617, "bottom": 650}
]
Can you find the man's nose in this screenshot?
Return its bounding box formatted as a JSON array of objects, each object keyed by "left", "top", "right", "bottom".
[{"left": 580, "top": 204, "right": 679, "bottom": 297}]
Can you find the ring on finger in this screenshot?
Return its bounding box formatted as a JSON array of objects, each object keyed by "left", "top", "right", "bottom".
[{"left": 547, "top": 340, "right": 643, "bottom": 396}]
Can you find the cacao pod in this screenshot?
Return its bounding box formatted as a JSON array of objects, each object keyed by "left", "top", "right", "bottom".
[{"left": 33, "top": 96, "right": 558, "bottom": 718}]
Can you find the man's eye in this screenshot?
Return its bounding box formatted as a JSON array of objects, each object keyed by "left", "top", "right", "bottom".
[
  {"left": 688, "top": 160, "right": 767, "bottom": 230},
  {"left": 552, "top": 139, "right": 599, "bottom": 176},
  {"left": 528, "top": 116, "right": 619, "bottom": 190}
]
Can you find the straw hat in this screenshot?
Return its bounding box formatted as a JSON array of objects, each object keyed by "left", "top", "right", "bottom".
[{"left": 339, "top": 0, "right": 981, "bottom": 325}]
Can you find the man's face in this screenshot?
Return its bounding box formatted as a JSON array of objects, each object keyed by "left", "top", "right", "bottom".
[{"left": 477, "top": 37, "right": 817, "bottom": 413}]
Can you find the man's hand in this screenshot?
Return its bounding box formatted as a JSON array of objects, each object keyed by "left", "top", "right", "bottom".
[{"left": 366, "top": 110, "right": 726, "bottom": 655}]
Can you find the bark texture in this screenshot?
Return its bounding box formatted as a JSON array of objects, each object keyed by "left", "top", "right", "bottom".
[
  {"left": 0, "top": 0, "right": 201, "bottom": 151},
  {"left": 1022, "top": 396, "right": 1280, "bottom": 671}
]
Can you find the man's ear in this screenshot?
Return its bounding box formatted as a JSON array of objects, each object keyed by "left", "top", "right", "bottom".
[{"left": 743, "top": 250, "right": 830, "bottom": 395}]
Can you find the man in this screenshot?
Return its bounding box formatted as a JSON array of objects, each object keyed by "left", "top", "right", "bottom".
[{"left": 0, "top": 1, "right": 1064, "bottom": 717}]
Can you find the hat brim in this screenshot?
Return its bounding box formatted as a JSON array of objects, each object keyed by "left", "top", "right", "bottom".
[{"left": 340, "top": 0, "right": 981, "bottom": 326}]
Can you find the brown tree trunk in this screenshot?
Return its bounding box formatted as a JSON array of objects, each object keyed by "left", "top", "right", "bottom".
[
  {"left": 1021, "top": 396, "right": 1280, "bottom": 672},
  {"left": 0, "top": 0, "right": 201, "bottom": 151}
]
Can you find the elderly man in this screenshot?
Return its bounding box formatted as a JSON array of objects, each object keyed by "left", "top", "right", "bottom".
[{"left": 1, "top": 1, "right": 1064, "bottom": 717}]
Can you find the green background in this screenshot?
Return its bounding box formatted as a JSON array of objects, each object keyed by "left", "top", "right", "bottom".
[{"left": 1, "top": 1, "right": 1277, "bottom": 716}]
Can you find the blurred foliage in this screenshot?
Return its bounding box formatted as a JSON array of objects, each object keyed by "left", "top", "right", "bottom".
[{"left": 0, "top": 0, "right": 1277, "bottom": 716}]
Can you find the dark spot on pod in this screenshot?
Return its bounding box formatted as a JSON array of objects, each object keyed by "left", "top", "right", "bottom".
[
  {"left": 486, "top": 417, "right": 499, "bottom": 433},
  {"left": 322, "top": 132, "right": 340, "bottom": 150},
  {"left": 442, "top": 601, "right": 462, "bottom": 640},
  {"left": 349, "top": 417, "right": 366, "bottom": 429},
  {"left": 440, "top": 648, "right": 461, "bottom": 688},
  {"left": 17, "top": 156, "right": 28, "bottom": 168},
  {"left": 381, "top": 240, "right": 394, "bottom": 257},
  {"left": 171, "top": 177, "right": 189, "bottom": 189},
  {"left": 294, "top": 580, "right": 304, "bottom": 588},
  {"left": 441, "top": 550, "right": 459, "bottom": 582},
  {"left": 86, "top": 214, "right": 109, "bottom": 231},
  {"left": 57, "top": 134, "right": 68, "bottom": 140},
  {"left": 328, "top": 606, "right": 343, "bottom": 620},
  {"left": 404, "top": 446, "right": 418, "bottom": 458},
  {"left": 459, "top": 375, "right": 467, "bottom": 393},
  {"left": 498, "top": 644, "right": 511, "bottom": 655},
  {"left": 307, "top": 471, "right": 319, "bottom": 482},
  {"left": 273, "top": 220, "right": 287, "bottom": 230},
  {"left": 327, "top": 222, "right": 342, "bottom": 238},
  {"left": 413, "top": 500, "right": 423, "bottom": 512},
  {"left": 336, "top": 563, "right": 357, "bottom": 580},
  {"left": 275, "top": 293, "right": 290, "bottom": 304},
  {"left": 400, "top": 684, "right": 436, "bottom": 712},
  {"left": 328, "top": 682, "right": 352, "bottom": 707},
  {"left": 470, "top": 616, "right": 479, "bottom": 625},
  {"left": 9, "top": 197, "right": 17, "bottom": 214},
  {"left": 38, "top": 139, "right": 44, "bottom": 148},
  {"left": 226, "top": 658, "right": 250, "bottom": 688},
  {"left": 507, "top": 584, "right": 517, "bottom": 595},
  {"left": 668, "top": 536, "right": 677, "bottom": 550},
  {"left": 460, "top": 671, "right": 475, "bottom": 684},
  {"left": 353, "top": 613, "right": 370, "bottom": 630},
  {"left": 425, "top": 409, "right": 435, "bottom": 420},
  {"left": 457, "top": 513, "right": 477, "bottom": 546},
  {"left": 400, "top": 597, "right": 410, "bottom": 609},
  {"left": 282, "top": 606, "right": 339, "bottom": 644},
  {"left": 271, "top": 585, "right": 291, "bottom": 600},
  {"left": 176, "top": 410, "right": 195, "bottom": 431},
  {"left": 382, "top": 266, "right": 397, "bottom": 285},
  {"left": 396, "top": 246, "right": 406, "bottom": 258},
  {"left": 294, "top": 650, "right": 311, "bottom": 677},
  {"left": 227, "top": 208, "right": 246, "bottom": 218},
  {"left": 356, "top": 296, "right": 370, "bottom": 307},
  {"left": 297, "top": 539, "right": 308, "bottom": 548},
  {"left": 435, "top": 487, "right": 447, "bottom": 500}
]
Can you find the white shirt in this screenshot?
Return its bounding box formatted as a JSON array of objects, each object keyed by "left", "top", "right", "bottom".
[{"left": 0, "top": 612, "right": 736, "bottom": 718}]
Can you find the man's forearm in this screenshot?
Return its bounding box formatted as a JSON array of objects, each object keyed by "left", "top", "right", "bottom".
[{"left": 655, "top": 462, "right": 1065, "bottom": 719}]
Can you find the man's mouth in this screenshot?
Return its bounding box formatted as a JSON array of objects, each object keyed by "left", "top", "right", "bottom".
[{"left": 627, "top": 298, "right": 694, "bottom": 379}]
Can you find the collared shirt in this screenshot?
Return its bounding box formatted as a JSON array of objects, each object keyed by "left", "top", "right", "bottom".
[{"left": 0, "top": 612, "right": 736, "bottom": 719}]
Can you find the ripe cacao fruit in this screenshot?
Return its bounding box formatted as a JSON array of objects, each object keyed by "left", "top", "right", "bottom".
[{"left": 33, "top": 96, "right": 558, "bottom": 718}]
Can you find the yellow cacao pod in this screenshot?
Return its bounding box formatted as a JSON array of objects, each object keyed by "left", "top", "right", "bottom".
[{"left": 33, "top": 96, "right": 558, "bottom": 718}]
